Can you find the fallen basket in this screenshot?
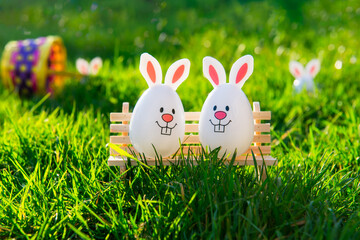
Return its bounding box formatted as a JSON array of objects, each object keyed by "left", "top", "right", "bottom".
[{"left": 108, "top": 101, "right": 277, "bottom": 177}]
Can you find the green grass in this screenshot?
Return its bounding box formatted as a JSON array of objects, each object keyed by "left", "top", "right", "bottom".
[{"left": 1, "top": 0, "right": 360, "bottom": 238}]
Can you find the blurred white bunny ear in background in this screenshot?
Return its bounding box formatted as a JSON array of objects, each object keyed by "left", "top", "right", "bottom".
[
  {"left": 89, "top": 57, "right": 103, "bottom": 75},
  {"left": 289, "top": 61, "right": 304, "bottom": 79},
  {"left": 76, "top": 58, "right": 90, "bottom": 75},
  {"left": 305, "top": 59, "right": 320, "bottom": 78},
  {"left": 76, "top": 57, "right": 103, "bottom": 76}
]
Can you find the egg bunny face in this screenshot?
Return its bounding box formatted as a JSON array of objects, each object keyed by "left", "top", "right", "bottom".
[
  {"left": 129, "top": 53, "right": 190, "bottom": 158},
  {"left": 289, "top": 59, "right": 320, "bottom": 93},
  {"left": 199, "top": 55, "right": 255, "bottom": 157}
]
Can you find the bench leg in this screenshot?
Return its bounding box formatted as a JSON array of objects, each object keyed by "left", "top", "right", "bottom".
[
  {"left": 120, "top": 166, "right": 127, "bottom": 175},
  {"left": 253, "top": 102, "right": 268, "bottom": 182},
  {"left": 257, "top": 165, "right": 268, "bottom": 182},
  {"left": 258, "top": 166, "right": 267, "bottom": 181}
]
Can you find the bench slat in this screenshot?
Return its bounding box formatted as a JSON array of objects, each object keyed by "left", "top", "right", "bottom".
[
  {"left": 110, "top": 136, "right": 132, "bottom": 144},
  {"left": 110, "top": 113, "right": 132, "bottom": 122},
  {"left": 110, "top": 123, "right": 271, "bottom": 133},
  {"left": 110, "top": 134, "right": 271, "bottom": 145},
  {"left": 110, "top": 145, "right": 271, "bottom": 156},
  {"left": 108, "top": 155, "right": 277, "bottom": 167},
  {"left": 184, "top": 112, "right": 200, "bottom": 121},
  {"left": 110, "top": 111, "right": 271, "bottom": 122},
  {"left": 110, "top": 124, "right": 129, "bottom": 132}
]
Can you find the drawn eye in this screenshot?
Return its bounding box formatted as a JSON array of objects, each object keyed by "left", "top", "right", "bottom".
[
  {"left": 225, "top": 106, "right": 229, "bottom": 111},
  {"left": 172, "top": 109, "right": 175, "bottom": 114},
  {"left": 160, "top": 107, "right": 164, "bottom": 113},
  {"left": 213, "top": 105, "right": 217, "bottom": 111}
]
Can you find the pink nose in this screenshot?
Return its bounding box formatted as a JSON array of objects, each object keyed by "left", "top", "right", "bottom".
[
  {"left": 162, "top": 114, "right": 173, "bottom": 123},
  {"left": 214, "top": 111, "right": 227, "bottom": 120}
]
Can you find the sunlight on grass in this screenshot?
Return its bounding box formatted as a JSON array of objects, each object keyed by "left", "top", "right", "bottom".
[{"left": 0, "top": 0, "right": 360, "bottom": 238}]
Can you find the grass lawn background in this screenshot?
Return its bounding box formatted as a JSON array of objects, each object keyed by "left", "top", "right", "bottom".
[{"left": 0, "top": 0, "right": 360, "bottom": 238}]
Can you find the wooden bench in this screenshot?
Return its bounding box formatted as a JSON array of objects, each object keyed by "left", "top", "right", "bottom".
[{"left": 108, "top": 102, "right": 277, "bottom": 177}]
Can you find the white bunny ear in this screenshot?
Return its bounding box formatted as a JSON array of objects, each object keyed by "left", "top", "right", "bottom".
[
  {"left": 164, "top": 58, "right": 190, "bottom": 90},
  {"left": 76, "top": 58, "right": 90, "bottom": 75},
  {"left": 203, "top": 56, "right": 226, "bottom": 88},
  {"left": 306, "top": 59, "right": 320, "bottom": 78},
  {"left": 289, "top": 61, "right": 304, "bottom": 78},
  {"left": 139, "top": 53, "right": 162, "bottom": 87},
  {"left": 89, "top": 57, "right": 103, "bottom": 75},
  {"left": 229, "top": 55, "right": 254, "bottom": 88}
]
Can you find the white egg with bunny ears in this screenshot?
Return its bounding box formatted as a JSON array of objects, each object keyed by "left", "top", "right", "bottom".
[
  {"left": 199, "top": 55, "right": 255, "bottom": 157},
  {"left": 289, "top": 59, "right": 320, "bottom": 93},
  {"left": 129, "top": 53, "right": 190, "bottom": 158}
]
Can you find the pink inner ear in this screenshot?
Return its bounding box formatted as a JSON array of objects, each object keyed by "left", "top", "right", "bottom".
[
  {"left": 93, "top": 64, "right": 98, "bottom": 70},
  {"left": 209, "top": 65, "right": 219, "bottom": 85},
  {"left": 310, "top": 65, "right": 316, "bottom": 75},
  {"left": 81, "top": 65, "right": 88, "bottom": 74},
  {"left": 147, "top": 61, "right": 156, "bottom": 83},
  {"left": 294, "top": 68, "right": 301, "bottom": 77},
  {"left": 172, "top": 65, "right": 184, "bottom": 83},
  {"left": 236, "top": 63, "right": 248, "bottom": 84}
]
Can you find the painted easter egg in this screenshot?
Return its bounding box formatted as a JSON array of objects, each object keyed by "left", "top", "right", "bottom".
[
  {"left": 129, "top": 53, "right": 190, "bottom": 158},
  {"left": 199, "top": 55, "right": 255, "bottom": 157}
]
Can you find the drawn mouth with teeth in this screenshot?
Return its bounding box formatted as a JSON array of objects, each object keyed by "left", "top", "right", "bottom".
[
  {"left": 156, "top": 113, "right": 177, "bottom": 136},
  {"left": 209, "top": 109, "right": 232, "bottom": 133}
]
